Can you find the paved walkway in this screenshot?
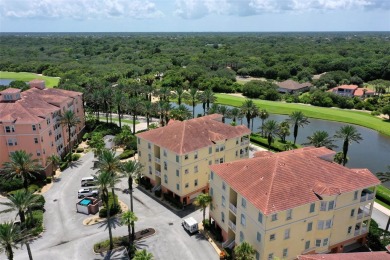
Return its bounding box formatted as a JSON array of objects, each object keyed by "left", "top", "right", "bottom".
[{"left": 373, "top": 202, "right": 390, "bottom": 216}]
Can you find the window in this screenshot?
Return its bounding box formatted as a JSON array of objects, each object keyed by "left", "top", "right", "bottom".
[
  {"left": 36, "top": 150, "right": 41, "bottom": 156},
  {"left": 315, "top": 239, "right": 321, "bottom": 247},
  {"left": 222, "top": 182, "right": 226, "bottom": 191},
  {"left": 137, "top": 138, "right": 140, "bottom": 144},
  {"left": 286, "top": 209, "right": 292, "bottom": 220},
  {"left": 148, "top": 154, "right": 152, "bottom": 162},
  {"left": 310, "top": 203, "right": 315, "bottom": 213},
  {"left": 323, "top": 238, "right": 329, "bottom": 246},
  {"left": 351, "top": 209, "right": 355, "bottom": 217},
  {"left": 41, "top": 137, "right": 43, "bottom": 142},
  {"left": 354, "top": 191, "right": 358, "bottom": 200},
  {"left": 34, "top": 138, "right": 38, "bottom": 144},
  {"left": 255, "top": 251, "right": 260, "bottom": 260},
  {"left": 210, "top": 188, "right": 213, "bottom": 196},
  {"left": 325, "top": 219, "right": 332, "bottom": 229},
  {"left": 5, "top": 126, "right": 14, "bottom": 133},
  {"left": 163, "top": 150, "right": 167, "bottom": 157},
  {"left": 307, "top": 222, "right": 313, "bottom": 232},
  {"left": 241, "top": 214, "right": 246, "bottom": 226},
  {"left": 257, "top": 232, "right": 261, "bottom": 242},
  {"left": 176, "top": 155, "right": 179, "bottom": 162},
  {"left": 149, "top": 166, "right": 152, "bottom": 174},
  {"left": 32, "top": 125, "right": 36, "bottom": 131},
  {"left": 7, "top": 139, "right": 13, "bottom": 146},
  {"left": 240, "top": 231, "right": 244, "bottom": 242},
  {"left": 283, "top": 248, "right": 288, "bottom": 258},
  {"left": 284, "top": 229, "right": 290, "bottom": 239},
  {"left": 211, "top": 171, "right": 214, "bottom": 180},
  {"left": 164, "top": 161, "right": 167, "bottom": 171},
  {"left": 222, "top": 196, "right": 226, "bottom": 207},
  {"left": 258, "top": 212, "right": 263, "bottom": 223},
  {"left": 241, "top": 198, "right": 246, "bottom": 208},
  {"left": 236, "top": 138, "right": 239, "bottom": 145},
  {"left": 176, "top": 184, "right": 180, "bottom": 190},
  {"left": 185, "top": 183, "right": 189, "bottom": 188},
  {"left": 221, "top": 212, "right": 225, "bottom": 223},
  {"left": 317, "top": 220, "right": 324, "bottom": 230},
  {"left": 184, "top": 154, "right": 189, "bottom": 160},
  {"left": 194, "top": 179, "right": 198, "bottom": 187},
  {"left": 348, "top": 226, "right": 352, "bottom": 234},
  {"left": 271, "top": 214, "right": 277, "bottom": 221},
  {"left": 219, "top": 158, "right": 224, "bottom": 163},
  {"left": 328, "top": 200, "right": 335, "bottom": 210},
  {"left": 208, "top": 160, "right": 212, "bottom": 165},
  {"left": 194, "top": 151, "right": 198, "bottom": 159},
  {"left": 49, "top": 130, "right": 52, "bottom": 136},
  {"left": 185, "top": 169, "right": 189, "bottom": 174},
  {"left": 270, "top": 234, "right": 275, "bottom": 241},
  {"left": 176, "top": 170, "right": 179, "bottom": 177},
  {"left": 268, "top": 253, "right": 274, "bottom": 260},
  {"left": 305, "top": 241, "right": 311, "bottom": 250},
  {"left": 320, "top": 201, "right": 327, "bottom": 211},
  {"left": 164, "top": 175, "right": 168, "bottom": 184},
  {"left": 148, "top": 143, "right": 151, "bottom": 149},
  {"left": 138, "top": 151, "right": 141, "bottom": 156},
  {"left": 209, "top": 147, "right": 212, "bottom": 154},
  {"left": 194, "top": 165, "right": 198, "bottom": 173}
]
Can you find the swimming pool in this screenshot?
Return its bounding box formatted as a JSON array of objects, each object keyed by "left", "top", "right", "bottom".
[{"left": 79, "top": 198, "right": 92, "bottom": 206}]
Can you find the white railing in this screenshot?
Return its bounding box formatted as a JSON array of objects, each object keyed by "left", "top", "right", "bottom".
[
  {"left": 368, "top": 193, "right": 375, "bottom": 200},
  {"left": 361, "top": 227, "right": 368, "bottom": 234},
  {"left": 155, "top": 157, "right": 160, "bottom": 163},
  {"left": 152, "top": 185, "right": 161, "bottom": 192},
  {"left": 360, "top": 192, "right": 375, "bottom": 202},
  {"left": 357, "top": 213, "right": 363, "bottom": 220},
  {"left": 241, "top": 138, "right": 249, "bottom": 146},
  {"left": 229, "top": 203, "right": 237, "bottom": 215},
  {"left": 228, "top": 220, "right": 236, "bottom": 232},
  {"left": 354, "top": 229, "right": 361, "bottom": 236},
  {"left": 226, "top": 239, "right": 235, "bottom": 249},
  {"left": 155, "top": 170, "right": 161, "bottom": 177},
  {"left": 222, "top": 238, "right": 235, "bottom": 249},
  {"left": 240, "top": 152, "right": 248, "bottom": 158}
]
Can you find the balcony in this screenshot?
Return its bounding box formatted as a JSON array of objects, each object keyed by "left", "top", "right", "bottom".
[
  {"left": 357, "top": 207, "right": 371, "bottom": 220},
  {"left": 360, "top": 191, "right": 375, "bottom": 202},
  {"left": 240, "top": 152, "right": 248, "bottom": 158},
  {"left": 229, "top": 203, "right": 237, "bottom": 215},
  {"left": 228, "top": 220, "right": 236, "bottom": 232},
  {"left": 155, "top": 157, "right": 160, "bottom": 164},
  {"left": 241, "top": 138, "right": 249, "bottom": 146},
  {"left": 155, "top": 170, "right": 161, "bottom": 177}
]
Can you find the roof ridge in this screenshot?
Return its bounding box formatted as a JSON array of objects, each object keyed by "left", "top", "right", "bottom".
[
  {"left": 264, "top": 157, "right": 278, "bottom": 214},
  {"left": 179, "top": 120, "right": 186, "bottom": 154}
]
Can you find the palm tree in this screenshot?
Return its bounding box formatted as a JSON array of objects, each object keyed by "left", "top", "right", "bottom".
[
  {"left": 183, "top": 88, "right": 199, "bottom": 118},
  {"left": 263, "top": 120, "right": 279, "bottom": 149},
  {"left": 193, "top": 193, "right": 212, "bottom": 225},
  {"left": 304, "top": 131, "right": 338, "bottom": 150},
  {"left": 94, "top": 171, "right": 114, "bottom": 250},
  {"left": 0, "top": 190, "right": 42, "bottom": 225},
  {"left": 162, "top": 101, "right": 173, "bottom": 125},
  {"left": 334, "top": 151, "right": 348, "bottom": 165},
  {"left": 199, "top": 88, "right": 215, "bottom": 114},
  {"left": 127, "top": 97, "right": 144, "bottom": 135},
  {"left": 95, "top": 149, "right": 121, "bottom": 208},
  {"left": 46, "top": 155, "right": 61, "bottom": 177},
  {"left": 208, "top": 103, "right": 220, "bottom": 115},
  {"left": 170, "top": 105, "right": 192, "bottom": 121},
  {"left": 0, "top": 222, "right": 25, "bottom": 260},
  {"left": 234, "top": 241, "right": 256, "bottom": 260},
  {"left": 376, "top": 166, "right": 390, "bottom": 183},
  {"left": 113, "top": 88, "right": 126, "bottom": 128},
  {"left": 240, "top": 99, "right": 255, "bottom": 129},
  {"left": 133, "top": 249, "right": 154, "bottom": 260},
  {"left": 228, "top": 107, "right": 241, "bottom": 123},
  {"left": 121, "top": 211, "right": 138, "bottom": 250},
  {"left": 249, "top": 105, "right": 259, "bottom": 132},
  {"left": 334, "top": 125, "right": 363, "bottom": 166},
  {"left": 276, "top": 121, "right": 290, "bottom": 143},
  {"left": 89, "top": 133, "right": 106, "bottom": 157},
  {"left": 218, "top": 105, "right": 230, "bottom": 123},
  {"left": 173, "top": 87, "right": 185, "bottom": 105},
  {"left": 59, "top": 110, "right": 81, "bottom": 162},
  {"left": 258, "top": 109, "right": 269, "bottom": 137},
  {"left": 121, "top": 160, "right": 143, "bottom": 242},
  {"left": 287, "top": 111, "right": 310, "bottom": 145},
  {"left": 143, "top": 101, "right": 155, "bottom": 129},
  {"left": 2, "top": 150, "right": 43, "bottom": 191}
]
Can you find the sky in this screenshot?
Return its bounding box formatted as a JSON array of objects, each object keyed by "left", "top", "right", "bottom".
[{"left": 0, "top": 0, "right": 389, "bottom": 32}]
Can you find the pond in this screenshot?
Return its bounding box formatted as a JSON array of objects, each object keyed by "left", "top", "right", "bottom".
[
  {"left": 174, "top": 103, "right": 390, "bottom": 174},
  {"left": 0, "top": 79, "right": 15, "bottom": 86}
]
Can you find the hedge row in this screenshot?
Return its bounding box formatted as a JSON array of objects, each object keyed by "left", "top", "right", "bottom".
[
  {"left": 375, "top": 185, "right": 390, "bottom": 206},
  {"left": 250, "top": 134, "right": 298, "bottom": 152},
  {"left": 118, "top": 150, "right": 135, "bottom": 160}
]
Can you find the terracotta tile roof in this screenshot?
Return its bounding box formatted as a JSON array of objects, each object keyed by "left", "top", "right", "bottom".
[
  {"left": 298, "top": 252, "right": 390, "bottom": 260},
  {"left": 210, "top": 147, "right": 380, "bottom": 215},
  {"left": 136, "top": 114, "right": 251, "bottom": 154},
  {"left": 0, "top": 88, "right": 21, "bottom": 94},
  {"left": 354, "top": 88, "right": 375, "bottom": 97},
  {"left": 277, "top": 80, "right": 312, "bottom": 90},
  {"left": 29, "top": 79, "right": 45, "bottom": 83},
  {"left": 0, "top": 88, "right": 83, "bottom": 124},
  {"left": 337, "top": 84, "right": 359, "bottom": 90}
]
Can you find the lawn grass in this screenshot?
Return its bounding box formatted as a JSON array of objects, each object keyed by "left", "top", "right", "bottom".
[
  {"left": 0, "top": 71, "right": 60, "bottom": 88},
  {"left": 215, "top": 94, "right": 390, "bottom": 137},
  {"left": 95, "top": 116, "right": 139, "bottom": 125}
]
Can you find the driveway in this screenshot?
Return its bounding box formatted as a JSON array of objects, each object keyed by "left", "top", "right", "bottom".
[{"left": 7, "top": 151, "right": 218, "bottom": 260}]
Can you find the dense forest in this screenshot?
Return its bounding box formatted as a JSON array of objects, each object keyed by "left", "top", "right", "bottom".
[{"left": 1, "top": 32, "right": 390, "bottom": 113}]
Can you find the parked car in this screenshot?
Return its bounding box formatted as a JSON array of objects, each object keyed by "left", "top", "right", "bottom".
[
  {"left": 81, "top": 176, "right": 97, "bottom": 187},
  {"left": 78, "top": 188, "right": 99, "bottom": 198}
]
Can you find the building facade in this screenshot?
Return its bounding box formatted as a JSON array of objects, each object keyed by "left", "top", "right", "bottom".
[
  {"left": 209, "top": 147, "right": 380, "bottom": 260},
  {"left": 0, "top": 81, "right": 85, "bottom": 175},
  {"left": 136, "top": 114, "right": 250, "bottom": 205}
]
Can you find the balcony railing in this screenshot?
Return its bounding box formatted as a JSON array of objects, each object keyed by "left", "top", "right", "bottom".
[
  {"left": 357, "top": 213, "right": 363, "bottom": 220},
  {"left": 155, "top": 170, "right": 161, "bottom": 177},
  {"left": 155, "top": 157, "right": 160, "bottom": 163},
  {"left": 229, "top": 203, "right": 237, "bottom": 215},
  {"left": 228, "top": 220, "right": 236, "bottom": 232},
  {"left": 354, "top": 229, "right": 360, "bottom": 236},
  {"left": 360, "top": 191, "right": 375, "bottom": 202},
  {"left": 240, "top": 152, "right": 248, "bottom": 158},
  {"left": 361, "top": 226, "right": 368, "bottom": 234},
  {"left": 241, "top": 138, "right": 249, "bottom": 146}
]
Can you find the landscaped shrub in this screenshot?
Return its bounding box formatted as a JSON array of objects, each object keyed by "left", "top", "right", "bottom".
[
  {"left": 375, "top": 185, "right": 390, "bottom": 206},
  {"left": 60, "top": 162, "right": 69, "bottom": 171},
  {"left": 82, "top": 133, "right": 90, "bottom": 141},
  {"left": 203, "top": 219, "right": 211, "bottom": 230},
  {"left": 76, "top": 147, "right": 84, "bottom": 153},
  {"left": 46, "top": 177, "right": 52, "bottom": 184},
  {"left": 250, "top": 134, "right": 299, "bottom": 152},
  {"left": 98, "top": 204, "right": 121, "bottom": 218},
  {"left": 27, "top": 210, "right": 44, "bottom": 236},
  {"left": 371, "top": 110, "right": 380, "bottom": 116},
  {"left": 72, "top": 153, "right": 81, "bottom": 161},
  {"left": 118, "top": 150, "right": 135, "bottom": 160},
  {"left": 99, "top": 208, "right": 107, "bottom": 218},
  {"left": 0, "top": 177, "right": 23, "bottom": 192},
  {"left": 30, "top": 195, "right": 45, "bottom": 210}
]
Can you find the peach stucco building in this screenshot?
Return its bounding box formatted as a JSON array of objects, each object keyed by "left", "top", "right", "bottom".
[
  {"left": 209, "top": 147, "right": 380, "bottom": 260},
  {"left": 0, "top": 80, "right": 85, "bottom": 175},
  {"left": 136, "top": 114, "right": 250, "bottom": 205}
]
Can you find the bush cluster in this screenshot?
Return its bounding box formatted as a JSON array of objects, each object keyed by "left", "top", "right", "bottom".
[{"left": 118, "top": 150, "right": 135, "bottom": 160}]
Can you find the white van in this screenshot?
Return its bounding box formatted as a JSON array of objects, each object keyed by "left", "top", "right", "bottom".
[
  {"left": 81, "top": 176, "right": 96, "bottom": 187},
  {"left": 182, "top": 217, "right": 198, "bottom": 234}
]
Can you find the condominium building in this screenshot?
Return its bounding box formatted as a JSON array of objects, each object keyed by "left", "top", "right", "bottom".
[
  {"left": 136, "top": 114, "right": 250, "bottom": 205},
  {"left": 209, "top": 147, "right": 380, "bottom": 260},
  {"left": 0, "top": 80, "right": 85, "bottom": 175}
]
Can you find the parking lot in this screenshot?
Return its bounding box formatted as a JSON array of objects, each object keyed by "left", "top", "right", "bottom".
[{"left": 2, "top": 150, "right": 218, "bottom": 260}]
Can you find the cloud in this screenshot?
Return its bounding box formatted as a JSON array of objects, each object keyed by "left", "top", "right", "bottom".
[
  {"left": 0, "top": 0, "right": 164, "bottom": 20},
  {"left": 174, "top": 0, "right": 389, "bottom": 19}
]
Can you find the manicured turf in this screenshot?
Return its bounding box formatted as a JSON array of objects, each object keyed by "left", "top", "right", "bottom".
[
  {"left": 0, "top": 71, "right": 60, "bottom": 88},
  {"left": 215, "top": 94, "right": 390, "bottom": 137}
]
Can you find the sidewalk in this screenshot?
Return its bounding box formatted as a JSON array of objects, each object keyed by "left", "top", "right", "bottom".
[{"left": 373, "top": 202, "right": 390, "bottom": 216}]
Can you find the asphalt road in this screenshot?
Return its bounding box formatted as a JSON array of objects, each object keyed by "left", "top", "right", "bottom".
[{"left": 2, "top": 151, "right": 218, "bottom": 260}]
